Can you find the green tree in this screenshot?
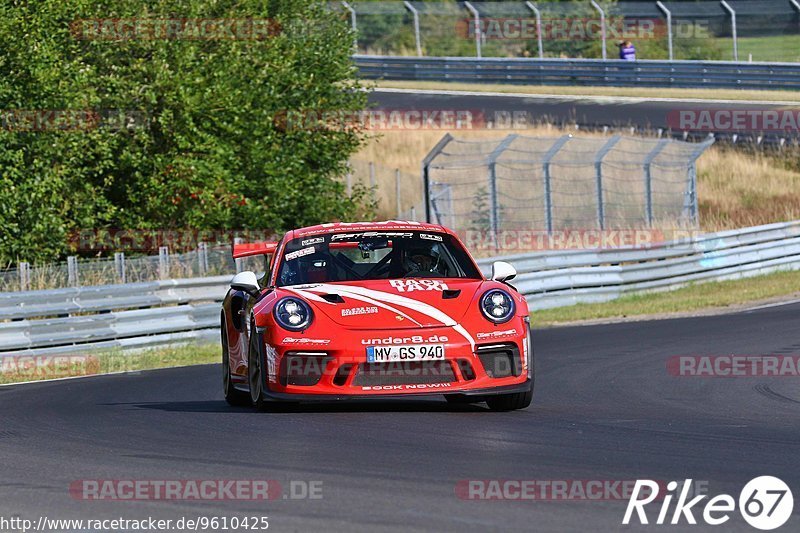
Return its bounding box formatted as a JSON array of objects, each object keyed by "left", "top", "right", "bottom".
[{"left": 0, "top": 0, "right": 370, "bottom": 265}]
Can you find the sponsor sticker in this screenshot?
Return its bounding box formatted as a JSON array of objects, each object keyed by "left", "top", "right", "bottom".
[
  {"left": 420, "top": 233, "right": 443, "bottom": 242},
  {"left": 476, "top": 329, "right": 517, "bottom": 340},
  {"left": 281, "top": 337, "right": 331, "bottom": 346},
  {"left": 341, "top": 306, "right": 379, "bottom": 317},
  {"left": 285, "top": 246, "right": 315, "bottom": 261},
  {"left": 331, "top": 231, "right": 413, "bottom": 241},
  {"left": 301, "top": 237, "right": 325, "bottom": 246},
  {"left": 388, "top": 279, "right": 450, "bottom": 293},
  {"left": 361, "top": 334, "right": 448, "bottom": 346},
  {"left": 361, "top": 383, "right": 453, "bottom": 391}
]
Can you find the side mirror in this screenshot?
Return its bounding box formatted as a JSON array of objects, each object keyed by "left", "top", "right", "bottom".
[
  {"left": 230, "top": 271, "right": 260, "bottom": 296},
  {"left": 491, "top": 261, "right": 517, "bottom": 283}
]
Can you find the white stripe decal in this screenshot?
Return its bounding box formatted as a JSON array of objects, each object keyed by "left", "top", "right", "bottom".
[
  {"left": 298, "top": 287, "right": 423, "bottom": 327},
  {"left": 300, "top": 283, "right": 476, "bottom": 348}
]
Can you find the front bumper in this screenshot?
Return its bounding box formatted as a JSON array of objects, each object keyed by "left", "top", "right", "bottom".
[
  {"left": 257, "top": 319, "right": 532, "bottom": 399},
  {"left": 261, "top": 379, "right": 533, "bottom": 402}
]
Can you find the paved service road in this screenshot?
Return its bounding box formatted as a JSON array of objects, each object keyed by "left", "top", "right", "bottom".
[{"left": 2, "top": 302, "right": 799, "bottom": 531}]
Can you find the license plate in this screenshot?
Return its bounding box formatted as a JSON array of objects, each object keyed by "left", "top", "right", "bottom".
[{"left": 366, "top": 344, "right": 445, "bottom": 363}]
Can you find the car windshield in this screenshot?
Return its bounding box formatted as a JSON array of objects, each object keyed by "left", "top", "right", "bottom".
[{"left": 276, "top": 231, "right": 481, "bottom": 286}]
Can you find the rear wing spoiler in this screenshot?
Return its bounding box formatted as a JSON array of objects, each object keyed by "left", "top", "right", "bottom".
[{"left": 232, "top": 241, "right": 278, "bottom": 259}]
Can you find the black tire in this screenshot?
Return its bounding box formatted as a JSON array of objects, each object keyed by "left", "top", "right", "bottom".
[
  {"left": 247, "top": 323, "right": 269, "bottom": 411},
  {"left": 247, "top": 321, "right": 299, "bottom": 413},
  {"left": 485, "top": 381, "right": 533, "bottom": 411},
  {"left": 222, "top": 321, "right": 250, "bottom": 407},
  {"left": 487, "top": 328, "right": 536, "bottom": 411}
]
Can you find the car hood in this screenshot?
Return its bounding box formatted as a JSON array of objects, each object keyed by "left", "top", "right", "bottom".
[{"left": 282, "top": 279, "right": 486, "bottom": 329}]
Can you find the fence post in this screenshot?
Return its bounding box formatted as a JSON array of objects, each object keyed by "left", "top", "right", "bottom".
[
  {"left": 410, "top": 206, "right": 416, "bottom": 221},
  {"left": 594, "top": 135, "right": 622, "bottom": 230},
  {"left": 369, "top": 161, "right": 377, "bottom": 204},
  {"left": 346, "top": 171, "right": 352, "bottom": 197},
  {"left": 643, "top": 139, "right": 670, "bottom": 227},
  {"left": 590, "top": 0, "right": 607, "bottom": 60},
  {"left": 542, "top": 135, "right": 572, "bottom": 235},
  {"left": 656, "top": 1, "right": 673, "bottom": 61},
  {"left": 341, "top": 1, "right": 358, "bottom": 52},
  {"left": 720, "top": 1, "right": 738, "bottom": 61},
  {"left": 114, "top": 252, "right": 126, "bottom": 284},
  {"left": 525, "top": 2, "right": 544, "bottom": 59},
  {"left": 197, "top": 242, "right": 208, "bottom": 276},
  {"left": 233, "top": 238, "right": 243, "bottom": 273},
  {"left": 486, "top": 134, "right": 519, "bottom": 251},
  {"left": 18, "top": 262, "right": 30, "bottom": 291},
  {"left": 67, "top": 256, "right": 79, "bottom": 287},
  {"left": 685, "top": 138, "right": 715, "bottom": 225},
  {"left": 463, "top": 2, "right": 482, "bottom": 58},
  {"left": 422, "top": 134, "right": 454, "bottom": 223},
  {"left": 158, "top": 246, "right": 170, "bottom": 279},
  {"left": 395, "top": 168, "right": 402, "bottom": 218},
  {"left": 403, "top": 1, "right": 423, "bottom": 56}
]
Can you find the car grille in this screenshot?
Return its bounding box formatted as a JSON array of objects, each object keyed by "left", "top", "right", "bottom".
[
  {"left": 279, "top": 352, "right": 332, "bottom": 387},
  {"left": 352, "top": 361, "right": 455, "bottom": 387},
  {"left": 476, "top": 343, "right": 522, "bottom": 378}
]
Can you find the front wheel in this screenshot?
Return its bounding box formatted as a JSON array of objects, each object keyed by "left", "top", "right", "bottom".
[
  {"left": 222, "top": 322, "right": 250, "bottom": 406},
  {"left": 248, "top": 324, "right": 269, "bottom": 411},
  {"left": 485, "top": 382, "right": 533, "bottom": 411},
  {"left": 247, "top": 323, "right": 299, "bottom": 413}
]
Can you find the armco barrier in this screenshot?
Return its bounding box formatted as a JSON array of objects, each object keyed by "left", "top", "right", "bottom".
[
  {"left": 1, "top": 221, "right": 799, "bottom": 357},
  {"left": 355, "top": 55, "right": 800, "bottom": 91}
]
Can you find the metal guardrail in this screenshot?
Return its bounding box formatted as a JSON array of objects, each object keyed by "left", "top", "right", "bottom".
[
  {"left": 0, "top": 277, "right": 228, "bottom": 357},
  {"left": 355, "top": 55, "right": 800, "bottom": 90},
  {"left": 1, "top": 221, "right": 799, "bottom": 356},
  {"left": 475, "top": 220, "right": 800, "bottom": 309}
]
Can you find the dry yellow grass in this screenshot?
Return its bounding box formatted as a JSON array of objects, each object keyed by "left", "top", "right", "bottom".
[{"left": 352, "top": 127, "right": 800, "bottom": 232}]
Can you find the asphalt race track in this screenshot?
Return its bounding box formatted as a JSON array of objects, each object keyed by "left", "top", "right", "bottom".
[
  {"left": 2, "top": 302, "right": 799, "bottom": 532},
  {"left": 370, "top": 88, "right": 792, "bottom": 141}
]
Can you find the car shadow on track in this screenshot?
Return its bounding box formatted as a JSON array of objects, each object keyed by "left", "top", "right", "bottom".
[{"left": 109, "top": 399, "right": 492, "bottom": 413}]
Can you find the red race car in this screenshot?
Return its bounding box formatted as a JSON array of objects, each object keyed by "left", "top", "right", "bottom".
[{"left": 220, "top": 221, "right": 533, "bottom": 411}]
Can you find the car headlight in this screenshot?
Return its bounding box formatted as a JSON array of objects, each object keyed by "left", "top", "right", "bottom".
[
  {"left": 480, "top": 289, "right": 515, "bottom": 324},
  {"left": 274, "top": 297, "right": 313, "bottom": 331}
]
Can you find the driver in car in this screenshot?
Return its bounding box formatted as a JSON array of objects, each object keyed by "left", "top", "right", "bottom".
[{"left": 404, "top": 243, "right": 446, "bottom": 277}]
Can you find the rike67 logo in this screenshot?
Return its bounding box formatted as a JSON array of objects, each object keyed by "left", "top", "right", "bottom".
[{"left": 623, "top": 477, "right": 793, "bottom": 530}]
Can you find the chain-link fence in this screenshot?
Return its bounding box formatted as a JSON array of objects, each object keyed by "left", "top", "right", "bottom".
[
  {"left": 334, "top": 0, "right": 800, "bottom": 62},
  {"left": 2, "top": 246, "right": 237, "bottom": 292},
  {"left": 422, "top": 133, "right": 713, "bottom": 253},
  {"left": 347, "top": 159, "right": 422, "bottom": 220}
]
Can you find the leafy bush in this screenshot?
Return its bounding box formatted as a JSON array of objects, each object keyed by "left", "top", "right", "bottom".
[{"left": 0, "top": 0, "right": 369, "bottom": 265}]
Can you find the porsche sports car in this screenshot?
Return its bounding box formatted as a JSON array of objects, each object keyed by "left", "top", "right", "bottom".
[{"left": 220, "top": 221, "right": 533, "bottom": 411}]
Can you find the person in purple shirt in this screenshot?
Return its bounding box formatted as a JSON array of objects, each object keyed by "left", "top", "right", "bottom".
[{"left": 618, "top": 41, "right": 636, "bottom": 61}]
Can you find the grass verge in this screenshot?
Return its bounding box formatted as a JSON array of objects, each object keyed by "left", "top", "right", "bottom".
[
  {"left": 0, "top": 342, "right": 218, "bottom": 385},
  {"left": 531, "top": 269, "right": 800, "bottom": 327},
  {"left": 372, "top": 80, "right": 800, "bottom": 103}
]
